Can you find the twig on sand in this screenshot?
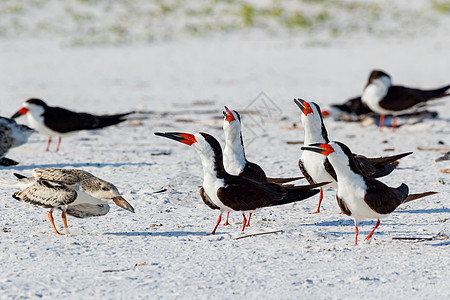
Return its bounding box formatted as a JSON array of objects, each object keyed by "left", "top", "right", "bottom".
[
  {"left": 392, "top": 234, "right": 448, "bottom": 243},
  {"left": 417, "top": 147, "right": 450, "bottom": 151},
  {"left": 102, "top": 262, "right": 147, "bottom": 273},
  {"left": 440, "top": 169, "right": 450, "bottom": 174},
  {"left": 234, "top": 230, "right": 283, "bottom": 240}
]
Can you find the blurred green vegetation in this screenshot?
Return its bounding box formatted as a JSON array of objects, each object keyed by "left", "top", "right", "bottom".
[{"left": 0, "top": 0, "right": 447, "bottom": 45}]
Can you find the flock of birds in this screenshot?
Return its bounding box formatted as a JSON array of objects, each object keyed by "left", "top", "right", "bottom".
[{"left": 0, "top": 69, "right": 448, "bottom": 245}]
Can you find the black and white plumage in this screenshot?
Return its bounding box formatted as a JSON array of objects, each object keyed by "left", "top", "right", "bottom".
[
  {"left": 294, "top": 98, "right": 412, "bottom": 213},
  {"left": 301, "top": 142, "right": 437, "bottom": 245},
  {"left": 154, "top": 131, "right": 327, "bottom": 235},
  {"left": 11, "top": 98, "right": 133, "bottom": 152},
  {"left": 222, "top": 106, "right": 302, "bottom": 226},
  {"left": 0, "top": 168, "right": 135, "bottom": 234},
  {"left": 361, "top": 70, "right": 450, "bottom": 131},
  {"left": 0, "top": 117, "right": 35, "bottom": 166},
  {"left": 435, "top": 151, "right": 450, "bottom": 162}
]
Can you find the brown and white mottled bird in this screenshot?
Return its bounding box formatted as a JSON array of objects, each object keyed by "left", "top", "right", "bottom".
[
  {"left": 0, "top": 116, "right": 35, "bottom": 166},
  {"left": 295, "top": 98, "right": 412, "bottom": 213},
  {"left": 301, "top": 142, "right": 437, "bottom": 245},
  {"left": 222, "top": 106, "right": 302, "bottom": 226},
  {"left": 0, "top": 168, "right": 135, "bottom": 234},
  {"left": 155, "top": 131, "right": 327, "bottom": 235},
  {"left": 361, "top": 70, "right": 450, "bottom": 131},
  {"left": 11, "top": 98, "right": 133, "bottom": 152}
]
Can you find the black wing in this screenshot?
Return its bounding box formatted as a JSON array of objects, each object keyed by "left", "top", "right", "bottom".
[
  {"left": 217, "top": 177, "right": 319, "bottom": 211},
  {"left": 336, "top": 195, "right": 351, "bottom": 216},
  {"left": 381, "top": 85, "right": 450, "bottom": 111},
  {"left": 298, "top": 159, "right": 316, "bottom": 184},
  {"left": 44, "top": 106, "right": 132, "bottom": 133},
  {"left": 240, "top": 161, "right": 267, "bottom": 183},
  {"left": 200, "top": 187, "right": 219, "bottom": 210},
  {"left": 363, "top": 178, "right": 408, "bottom": 215}
]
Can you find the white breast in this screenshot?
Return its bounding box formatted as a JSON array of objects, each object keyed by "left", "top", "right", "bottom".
[
  {"left": 301, "top": 151, "right": 336, "bottom": 188},
  {"left": 361, "top": 76, "right": 394, "bottom": 115},
  {"left": 336, "top": 174, "right": 384, "bottom": 222},
  {"left": 26, "top": 113, "right": 60, "bottom": 137}
]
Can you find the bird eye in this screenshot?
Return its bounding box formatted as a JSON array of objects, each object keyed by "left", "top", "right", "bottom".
[{"left": 101, "top": 187, "right": 109, "bottom": 191}]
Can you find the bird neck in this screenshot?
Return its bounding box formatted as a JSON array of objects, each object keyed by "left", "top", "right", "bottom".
[
  {"left": 223, "top": 127, "right": 246, "bottom": 174},
  {"left": 196, "top": 147, "right": 227, "bottom": 180},
  {"left": 303, "top": 117, "right": 330, "bottom": 145}
]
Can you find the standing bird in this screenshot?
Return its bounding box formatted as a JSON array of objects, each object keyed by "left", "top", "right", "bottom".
[
  {"left": 11, "top": 98, "right": 134, "bottom": 152},
  {"left": 222, "top": 106, "right": 302, "bottom": 226},
  {"left": 0, "top": 117, "right": 35, "bottom": 166},
  {"left": 301, "top": 142, "right": 437, "bottom": 245},
  {"left": 155, "top": 131, "right": 327, "bottom": 235},
  {"left": 361, "top": 70, "right": 450, "bottom": 131},
  {"left": 0, "top": 168, "right": 135, "bottom": 234},
  {"left": 295, "top": 98, "right": 412, "bottom": 213}
]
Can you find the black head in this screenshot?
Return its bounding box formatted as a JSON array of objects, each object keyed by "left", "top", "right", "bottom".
[
  {"left": 367, "top": 70, "right": 391, "bottom": 84},
  {"left": 26, "top": 98, "right": 48, "bottom": 108}
]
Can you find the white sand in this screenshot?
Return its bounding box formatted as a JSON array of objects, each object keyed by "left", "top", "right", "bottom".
[{"left": 0, "top": 3, "right": 449, "bottom": 299}]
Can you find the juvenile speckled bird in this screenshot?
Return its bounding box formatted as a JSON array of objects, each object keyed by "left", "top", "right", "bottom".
[
  {"left": 0, "top": 168, "right": 135, "bottom": 234},
  {"left": 0, "top": 116, "right": 35, "bottom": 166}
]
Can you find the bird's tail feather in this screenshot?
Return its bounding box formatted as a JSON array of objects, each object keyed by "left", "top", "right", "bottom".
[
  {"left": 267, "top": 176, "right": 304, "bottom": 184},
  {"left": 404, "top": 191, "right": 438, "bottom": 203},
  {"left": 94, "top": 111, "right": 135, "bottom": 129}
]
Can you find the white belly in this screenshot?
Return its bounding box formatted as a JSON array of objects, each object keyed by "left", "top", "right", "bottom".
[
  {"left": 301, "top": 151, "right": 337, "bottom": 188},
  {"left": 337, "top": 178, "right": 384, "bottom": 222},
  {"left": 27, "top": 114, "right": 73, "bottom": 137},
  {"left": 203, "top": 177, "right": 230, "bottom": 211}
]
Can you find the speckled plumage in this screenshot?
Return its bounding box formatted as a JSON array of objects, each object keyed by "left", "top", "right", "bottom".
[
  {"left": 1, "top": 168, "right": 134, "bottom": 234},
  {"left": 0, "top": 117, "right": 34, "bottom": 166}
]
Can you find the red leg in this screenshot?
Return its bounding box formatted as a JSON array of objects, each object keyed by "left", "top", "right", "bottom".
[
  {"left": 379, "top": 115, "right": 385, "bottom": 132},
  {"left": 61, "top": 211, "right": 70, "bottom": 234},
  {"left": 210, "top": 213, "right": 222, "bottom": 235},
  {"left": 45, "top": 137, "right": 52, "bottom": 152},
  {"left": 48, "top": 209, "right": 62, "bottom": 235},
  {"left": 364, "top": 219, "right": 381, "bottom": 242},
  {"left": 246, "top": 212, "right": 252, "bottom": 227},
  {"left": 241, "top": 214, "right": 247, "bottom": 232},
  {"left": 223, "top": 211, "right": 231, "bottom": 226},
  {"left": 392, "top": 116, "right": 397, "bottom": 132},
  {"left": 354, "top": 222, "right": 359, "bottom": 246},
  {"left": 313, "top": 189, "right": 323, "bottom": 213},
  {"left": 55, "top": 137, "right": 62, "bottom": 152}
]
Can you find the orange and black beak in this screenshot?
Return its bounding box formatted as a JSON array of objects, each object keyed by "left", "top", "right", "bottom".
[
  {"left": 11, "top": 107, "right": 29, "bottom": 119},
  {"left": 294, "top": 98, "right": 313, "bottom": 116},
  {"left": 223, "top": 106, "right": 236, "bottom": 123},
  {"left": 154, "top": 132, "right": 197, "bottom": 146},
  {"left": 301, "top": 143, "right": 335, "bottom": 156},
  {"left": 112, "top": 196, "right": 135, "bottom": 213}
]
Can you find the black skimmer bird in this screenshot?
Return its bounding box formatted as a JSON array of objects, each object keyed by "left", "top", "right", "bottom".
[
  {"left": 361, "top": 70, "right": 450, "bottom": 131},
  {"left": 329, "top": 96, "right": 373, "bottom": 116},
  {"left": 0, "top": 168, "right": 135, "bottom": 234},
  {"left": 301, "top": 142, "right": 437, "bottom": 245},
  {"left": 154, "top": 131, "right": 327, "bottom": 235},
  {"left": 436, "top": 151, "right": 450, "bottom": 162},
  {"left": 222, "top": 106, "right": 302, "bottom": 226},
  {"left": 294, "top": 98, "right": 412, "bottom": 213},
  {"left": 11, "top": 98, "right": 133, "bottom": 152},
  {"left": 0, "top": 117, "right": 35, "bottom": 166}
]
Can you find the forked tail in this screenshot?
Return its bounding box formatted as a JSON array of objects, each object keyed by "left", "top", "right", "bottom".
[{"left": 404, "top": 191, "right": 438, "bottom": 203}]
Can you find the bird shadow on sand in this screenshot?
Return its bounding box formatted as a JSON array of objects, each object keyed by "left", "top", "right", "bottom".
[
  {"left": 104, "top": 231, "right": 212, "bottom": 237},
  {"left": 9, "top": 162, "right": 155, "bottom": 171},
  {"left": 431, "top": 241, "right": 450, "bottom": 247},
  {"left": 396, "top": 208, "right": 450, "bottom": 214}
]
